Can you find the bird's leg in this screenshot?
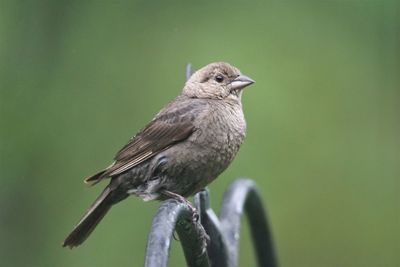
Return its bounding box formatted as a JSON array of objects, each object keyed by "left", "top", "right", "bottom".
[
  {"left": 161, "top": 190, "right": 209, "bottom": 250},
  {"left": 161, "top": 190, "right": 198, "bottom": 221}
]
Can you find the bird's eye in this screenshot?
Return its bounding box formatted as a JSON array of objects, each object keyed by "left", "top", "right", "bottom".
[{"left": 215, "top": 74, "right": 224, "bottom": 83}]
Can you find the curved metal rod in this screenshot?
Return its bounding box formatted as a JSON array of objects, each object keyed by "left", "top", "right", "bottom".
[
  {"left": 186, "top": 63, "right": 192, "bottom": 80},
  {"left": 194, "top": 189, "right": 231, "bottom": 267},
  {"left": 219, "top": 179, "right": 278, "bottom": 267},
  {"left": 144, "top": 199, "right": 210, "bottom": 267}
]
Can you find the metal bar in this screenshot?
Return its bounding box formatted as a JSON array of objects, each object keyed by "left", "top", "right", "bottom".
[
  {"left": 186, "top": 63, "right": 192, "bottom": 80},
  {"left": 220, "top": 179, "right": 278, "bottom": 267},
  {"left": 195, "top": 189, "right": 231, "bottom": 267},
  {"left": 144, "top": 199, "right": 210, "bottom": 267}
]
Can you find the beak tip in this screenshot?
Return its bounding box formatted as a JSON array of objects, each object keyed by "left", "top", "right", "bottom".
[
  {"left": 230, "top": 74, "right": 255, "bottom": 90},
  {"left": 239, "top": 74, "right": 255, "bottom": 84}
]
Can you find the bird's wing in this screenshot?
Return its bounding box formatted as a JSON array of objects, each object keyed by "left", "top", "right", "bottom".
[
  {"left": 109, "top": 120, "right": 194, "bottom": 176},
  {"left": 85, "top": 98, "right": 206, "bottom": 184}
]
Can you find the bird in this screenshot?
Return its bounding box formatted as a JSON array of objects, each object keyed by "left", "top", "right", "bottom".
[{"left": 63, "top": 62, "right": 255, "bottom": 248}]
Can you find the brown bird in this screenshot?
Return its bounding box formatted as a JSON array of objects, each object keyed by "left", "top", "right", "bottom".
[{"left": 63, "top": 62, "right": 254, "bottom": 248}]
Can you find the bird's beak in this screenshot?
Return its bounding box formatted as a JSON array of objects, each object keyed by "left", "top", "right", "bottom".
[{"left": 230, "top": 74, "right": 255, "bottom": 90}]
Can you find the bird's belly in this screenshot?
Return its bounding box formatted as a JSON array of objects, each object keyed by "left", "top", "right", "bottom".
[{"left": 159, "top": 131, "right": 243, "bottom": 196}]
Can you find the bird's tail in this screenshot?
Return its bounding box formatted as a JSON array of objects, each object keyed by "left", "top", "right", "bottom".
[{"left": 63, "top": 186, "right": 114, "bottom": 248}]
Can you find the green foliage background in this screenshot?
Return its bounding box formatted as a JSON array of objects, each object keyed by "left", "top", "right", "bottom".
[{"left": 1, "top": 1, "right": 399, "bottom": 266}]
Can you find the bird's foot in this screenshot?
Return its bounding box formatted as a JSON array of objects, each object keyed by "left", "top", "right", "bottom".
[{"left": 162, "top": 190, "right": 199, "bottom": 222}]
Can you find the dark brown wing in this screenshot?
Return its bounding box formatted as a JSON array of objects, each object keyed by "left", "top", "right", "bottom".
[
  {"left": 85, "top": 97, "right": 206, "bottom": 184},
  {"left": 108, "top": 120, "right": 194, "bottom": 176}
]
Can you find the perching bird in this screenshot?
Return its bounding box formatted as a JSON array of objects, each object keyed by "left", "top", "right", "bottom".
[{"left": 63, "top": 62, "right": 255, "bottom": 248}]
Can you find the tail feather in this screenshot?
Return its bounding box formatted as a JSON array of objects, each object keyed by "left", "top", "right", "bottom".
[
  {"left": 63, "top": 187, "right": 113, "bottom": 248},
  {"left": 84, "top": 170, "right": 107, "bottom": 185}
]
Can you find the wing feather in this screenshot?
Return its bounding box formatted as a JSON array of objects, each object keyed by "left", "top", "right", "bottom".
[{"left": 85, "top": 98, "right": 206, "bottom": 184}]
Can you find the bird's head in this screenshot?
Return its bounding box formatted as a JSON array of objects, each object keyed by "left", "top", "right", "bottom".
[{"left": 182, "top": 62, "right": 255, "bottom": 101}]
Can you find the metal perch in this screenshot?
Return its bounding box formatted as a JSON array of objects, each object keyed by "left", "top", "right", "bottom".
[{"left": 144, "top": 178, "right": 277, "bottom": 267}]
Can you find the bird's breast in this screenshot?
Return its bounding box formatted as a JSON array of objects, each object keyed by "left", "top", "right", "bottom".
[{"left": 188, "top": 102, "right": 246, "bottom": 170}]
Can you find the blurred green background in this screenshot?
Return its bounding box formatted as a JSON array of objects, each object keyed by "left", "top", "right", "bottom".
[{"left": 1, "top": 0, "right": 399, "bottom": 266}]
